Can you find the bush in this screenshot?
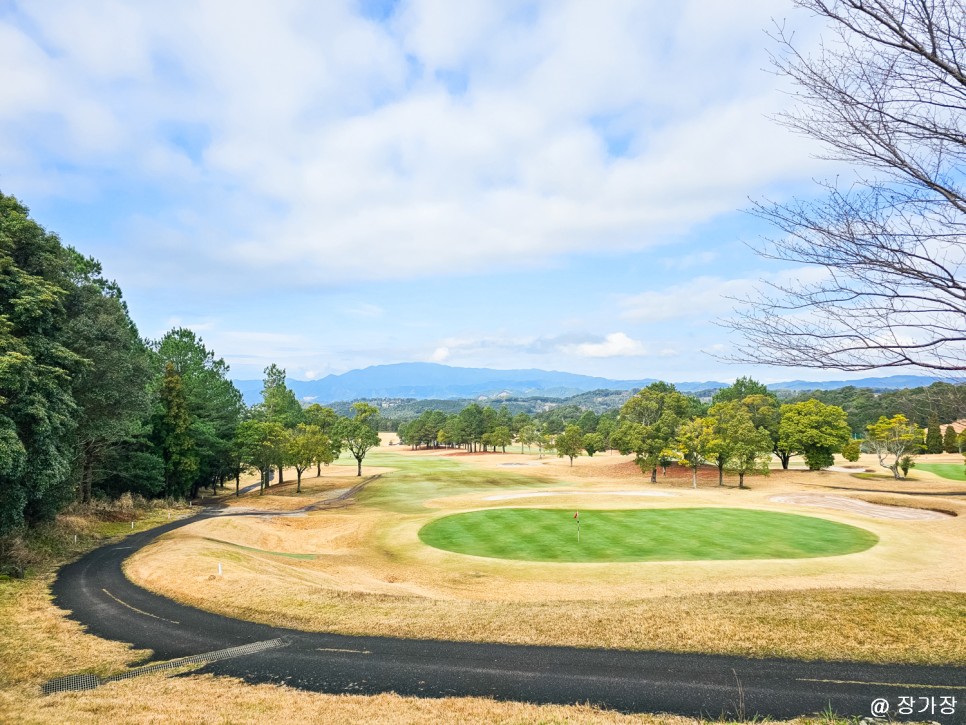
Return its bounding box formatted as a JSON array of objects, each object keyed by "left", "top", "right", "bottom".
[{"left": 841, "top": 440, "right": 861, "bottom": 462}]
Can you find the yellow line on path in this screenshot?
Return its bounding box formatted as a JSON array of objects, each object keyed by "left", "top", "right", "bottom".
[
  {"left": 102, "top": 589, "right": 180, "bottom": 625},
  {"left": 317, "top": 648, "right": 371, "bottom": 655},
  {"left": 797, "top": 678, "right": 966, "bottom": 690}
]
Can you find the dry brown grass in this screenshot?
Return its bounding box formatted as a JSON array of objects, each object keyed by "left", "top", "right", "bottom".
[
  {"left": 0, "top": 506, "right": 703, "bottom": 725},
  {"left": 122, "top": 448, "right": 966, "bottom": 667},
  {"left": 2, "top": 489, "right": 921, "bottom": 725},
  {"left": 8, "top": 672, "right": 847, "bottom": 725}
]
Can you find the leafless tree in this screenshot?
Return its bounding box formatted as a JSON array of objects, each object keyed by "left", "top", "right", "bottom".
[{"left": 727, "top": 0, "right": 966, "bottom": 373}]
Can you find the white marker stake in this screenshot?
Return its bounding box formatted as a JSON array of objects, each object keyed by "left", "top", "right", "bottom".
[
  {"left": 74, "top": 534, "right": 77, "bottom": 544},
  {"left": 218, "top": 563, "right": 223, "bottom": 576},
  {"left": 131, "top": 521, "right": 134, "bottom": 529}
]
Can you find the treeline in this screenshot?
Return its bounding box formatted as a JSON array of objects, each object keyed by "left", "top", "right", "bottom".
[
  {"left": 784, "top": 382, "right": 966, "bottom": 433},
  {"left": 0, "top": 193, "right": 380, "bottom": 539},
  {"left": 397, "top": 378, "right": 886, "bottom": 487},
  {"left": 398, "top": 403, "right": 619, "bottom": 453},
  {"left": 371, "top": 381, "right": 966, "bottom": 434}
]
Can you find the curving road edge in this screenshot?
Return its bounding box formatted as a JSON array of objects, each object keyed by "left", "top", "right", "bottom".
[{"left": 51, "top": 511, "right": 966, "bottom": 723}]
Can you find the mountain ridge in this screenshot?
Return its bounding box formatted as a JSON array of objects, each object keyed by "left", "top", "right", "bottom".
[{"left": 232, "top": 362, "right": 949, "bottom": 406}]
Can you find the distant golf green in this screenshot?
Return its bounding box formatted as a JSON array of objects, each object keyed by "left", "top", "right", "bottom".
[
  {"left": 913, "top": 463, "right": 966, "bottom": 481},
  {"left": 418, "top": 508, "right": 878, "bottom": 562}
]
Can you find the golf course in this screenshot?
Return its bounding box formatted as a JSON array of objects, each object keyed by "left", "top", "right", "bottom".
[{"left": 418, "top": 507, "right": 879, "bottom": 562}]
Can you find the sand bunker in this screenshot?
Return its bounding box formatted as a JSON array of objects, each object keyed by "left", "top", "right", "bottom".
[
  {"left": 484, "top": 490, "right": 676, "bottom": 501},
  {"left": 769, "top": 494, "right": 950, "bottom": 520}
]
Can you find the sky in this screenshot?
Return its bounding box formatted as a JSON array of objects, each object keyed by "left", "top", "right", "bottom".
[{"left": 0, "top": 0, "right": 874, "bottom": 384}]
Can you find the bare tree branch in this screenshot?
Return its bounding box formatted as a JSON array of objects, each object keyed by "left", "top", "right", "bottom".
[{"left": 726, "top": 0, "right": 966, "bottom": 373}]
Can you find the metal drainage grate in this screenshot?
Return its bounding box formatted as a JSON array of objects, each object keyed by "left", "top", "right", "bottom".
[{"left": 42, "top": 637, "right": 290, "bottom": 695}]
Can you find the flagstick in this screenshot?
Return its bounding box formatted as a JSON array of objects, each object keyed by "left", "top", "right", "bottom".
[{"left": 577, "top": 519, "right": 580, "bottom": 543}]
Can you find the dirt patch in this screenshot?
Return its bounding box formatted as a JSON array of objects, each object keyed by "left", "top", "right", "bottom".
[{"left": 769, "top": 494, "right": 951, "bottom": 521}]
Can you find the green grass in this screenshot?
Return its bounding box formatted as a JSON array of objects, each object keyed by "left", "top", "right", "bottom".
[
  {"left": 346, "top": 450, "right": 558, "bottom": 513},
  {"left": 419, "top": 508, "right": 879, "bottom": 562},
  {"left": 914, "top": 462, "right": 966, "bottom": 481}
]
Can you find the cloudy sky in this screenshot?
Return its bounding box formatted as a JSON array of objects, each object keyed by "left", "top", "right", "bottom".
[{"left": 2, "top": 0, "right": 860, "bottom": 384}]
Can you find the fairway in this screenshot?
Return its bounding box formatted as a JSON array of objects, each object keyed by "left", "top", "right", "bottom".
[
  {"left": 418, "top": 508, "right": 878, "bottom": 562},
  {"left": 914, "top": 463, "right": 966, "bottom": 481}
]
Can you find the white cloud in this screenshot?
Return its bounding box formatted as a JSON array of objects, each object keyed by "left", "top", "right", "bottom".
[
  {"left": 567, "top": 332, "right": 648, "bottom": 358},
  {"left": 619, "top": 267, "right": 831, "bottom": 323},
  {"left": 0, "top": 0, "right": 827, "bottom": 287}
]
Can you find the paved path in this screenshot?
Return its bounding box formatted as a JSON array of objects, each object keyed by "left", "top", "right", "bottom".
[{"left": 51, "top": 512, "right": 966, "bottom": 723}]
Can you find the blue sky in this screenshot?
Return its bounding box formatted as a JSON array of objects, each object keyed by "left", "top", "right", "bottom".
[{"left": 1, "top": 0, "right": 869, "bottom": 384}]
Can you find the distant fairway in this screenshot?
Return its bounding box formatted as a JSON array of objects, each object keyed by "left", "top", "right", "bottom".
[
  {"left": 914, "top": 463, "right": 966, "bottom": 481},
  {"left": 418, "top": 508, "right": 878, "bottom": 562}
]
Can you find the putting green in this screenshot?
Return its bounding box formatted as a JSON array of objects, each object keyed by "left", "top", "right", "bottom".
[
  {"left": 914, "top": 463, "right": 966, "bottom": 481},
  {"left": 418, "top": 508, "right": 878, "bottom": 562}
]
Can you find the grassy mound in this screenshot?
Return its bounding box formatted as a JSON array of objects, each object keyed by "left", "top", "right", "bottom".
[{"left": 419, "top": 507, "right": 878, "bottom": 562}]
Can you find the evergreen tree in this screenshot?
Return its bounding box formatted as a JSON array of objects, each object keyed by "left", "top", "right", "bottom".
[
  {"left": 925, "top": 415, "right": 943, "bottom": 454},
  {"left": 943, "top": 425, "right": 960, "bottom": 454},
  {"left": 154, "top": 363, "right": 198, "bottom": 498},
  {"left": 156, "top": 328, "right": 244, "bottom": 496},
  {"left": 0, "top": 193, "right": 81, "bottom": 533}
]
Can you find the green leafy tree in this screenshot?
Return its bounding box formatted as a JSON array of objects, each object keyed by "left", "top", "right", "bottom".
[
  {"left": 583, "top": 432, "right": 605, "bottom": 457},
  {"left": 576, "top": 410, "right": 599, "bottom": 434},
  {"left": 711, "top": 377, "right": 771, "bottom": 405},
  {"left": 595, "top": 415, "right": 616, "bottom": 453},
  {"left": 778, "top": 400, "right": 851, "bottom": 470},
  {"left": 620, "top": 382, "right": 693, "bottom": 482},
  {"left": 675, "top": 417, "right": 717, "bottom": 488},
  {"left": 304, "top": 403, "right": 340, "bottom": 474},
  {"left": 943, "top": 425, "right": 960, "bottom": 454},
  {"left": 286, "top": 424, "right": 329, "bottom": 493},
  {"left": 234, "top": 420, "right": 286, "bottom": 493},
  {"left": 512, "top": 412, "right": 532, "bottom": 435},
  {"left": 716, "top": 410, "right": 772, "bottom": 488},
  {"left": 865, "top": 414, "right": 923, "bottom": 480},
  {"left": 555, "top": 424, "right": 584, "bottom": 466},
  {"left": 338, "top": 403, "right": 381, "bottom": 476},
  {"left": 490, "top": 425, "right": 512, "bottom": 453},
  {"left": 925, "top": 415, "right": 943, "bottom": 454},
  {"left": 517, "top": 423, "right": 537, "bottom": 453}
]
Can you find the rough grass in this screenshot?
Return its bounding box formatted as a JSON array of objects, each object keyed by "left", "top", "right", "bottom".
[
  {"left": 1, "top": 505, "right": 847, "bottom": 725},
  {"left": 915, "top": 462, "right": 966, "bottom": 481},
  {"left": 126, "top": 448, "right": 966, "bottom": 666},
  {"left": 3, "top": 673, "right": 866, "bottom": 725},
  {"left": 419, "top": 508, "right": 878, "bottom": 562},
  {"left": 187, "top": 583, "right": 965, "bottom": 666}
]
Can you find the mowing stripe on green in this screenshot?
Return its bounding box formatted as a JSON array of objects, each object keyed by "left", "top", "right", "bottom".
[
  {"left": 418, "top": 508, "right": 878, "bottom": 562},
  {"left": 914, "top": 463, "right": 966, "bottom": 481}
]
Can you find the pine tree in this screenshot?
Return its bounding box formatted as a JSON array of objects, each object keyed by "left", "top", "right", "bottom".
[
  {"left": 155, "top": 363, "right": 198, "bottom": 498},
  {"left": 925, "top": 415, "right": 943, "bottom": 454}
]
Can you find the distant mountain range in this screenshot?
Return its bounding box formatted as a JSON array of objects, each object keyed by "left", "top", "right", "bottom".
[{"left": 232, "top": 362, "right": 948, "bottom": 406}]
